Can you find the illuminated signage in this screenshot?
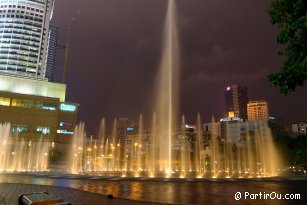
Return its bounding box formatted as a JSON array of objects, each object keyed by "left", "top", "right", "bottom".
[
  {"left": 60, "top": 103, "right": 76, "bottom": 112},
  {"left": 59, "top": 122, "right": 73, "bottom": 127},
  {"left": 57, "top": 130, "right": 74, "bottom": 135},
  {"left": 127, "top": 127, "right": 134, "bottom": 131},
  {"left": 220, "top": 117, "right": 243, "bottom": 122},
  {"left": 42, "top": 106, "right": 56, "bottom": 111}
]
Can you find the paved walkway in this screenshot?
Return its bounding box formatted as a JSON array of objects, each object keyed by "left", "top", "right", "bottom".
[{"left": 0, "top": 183, "right": 161, "bottom": 205}]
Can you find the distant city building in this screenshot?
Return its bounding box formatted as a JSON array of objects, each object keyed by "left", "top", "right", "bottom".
[
  {"left": 292, "top": 122, "right": 307, "bottom": 136},
  {"left": 220, "top": 117, "right": 244, "bottom": 143},
  {"left": 0, "top": 0, "right": 55, "bottom": 78},
  {"left": 218, "top": 117, "right": 268, "bottom": 146},
  {"left": 45, "top": 24, "right": 58, "bottom": 82},
  {"left": 268, "top": 117, "right": 286, "bottom": 137},
  {"left": 203, "top": 122, "right": 221, "bottom": 137},
  {"left": 116, "top": 118, "right": 137, "bottom": 145},
  {"left": 247, "top": 100, "right": 269, "bottom": 121},
  {"left": 225, "top": 84, "right": 249, "bottom": 121}
]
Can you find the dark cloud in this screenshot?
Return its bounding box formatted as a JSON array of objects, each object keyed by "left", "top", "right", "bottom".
[{"left": 52, "top": 0, "right": 307, "bottom": 134}]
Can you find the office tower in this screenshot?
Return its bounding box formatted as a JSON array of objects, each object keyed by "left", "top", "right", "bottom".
[
  {"left": 247, "top": 100, "right": 269, "bottom": 121},
  {"left": 45, "top": 24, "right": 58, "bottom": 81},
  {"left": 225, "top": 84, "right": 249, "bottom": 121},
  {"left": 0, "top": 0, "right": 55, "bottom": 77}
]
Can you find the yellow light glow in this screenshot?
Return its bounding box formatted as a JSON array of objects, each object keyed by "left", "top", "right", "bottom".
[{"left": 228, "top": 112, "right": 235, "bottom": 118}]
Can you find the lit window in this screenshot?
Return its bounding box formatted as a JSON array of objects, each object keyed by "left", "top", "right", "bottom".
[
  {"left": 0, "top": 97, "right": 10, "bottom": 106},
  {"left": 11, "top": 99, "right": 35, "bottom": 108},
  {"left": 36, "top": 126, "right": 51, "bottom": 135},
  {"left": 12, "top": 125, "right": 28, "bottom": 133}
]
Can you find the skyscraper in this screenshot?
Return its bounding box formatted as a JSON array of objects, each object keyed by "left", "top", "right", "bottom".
[
  {"left": 225, "top": 84, "right": 249, "bottom": 121},
  {"left": 0, "top": 0, "right": 55, "bottom": 78},
  {"left": 45, "top": 24, "right": 58, "bottom": 81},
  {"left": 247, "top": 100, "right": 269, "bottom": 121}
]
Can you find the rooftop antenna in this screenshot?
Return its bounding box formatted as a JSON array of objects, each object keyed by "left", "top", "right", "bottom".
[{"left": 62, "top": 10, "right": 80, "bottom": 83}]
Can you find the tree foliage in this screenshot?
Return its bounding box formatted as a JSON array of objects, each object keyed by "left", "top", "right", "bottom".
[
  {"left": 268, "top": 0, "right": 307, "bottom": 94},
  {"left": 274, "top": 134, "right": 307, "bottom": 165}
]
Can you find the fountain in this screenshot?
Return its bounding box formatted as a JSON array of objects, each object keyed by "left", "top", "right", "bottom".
[
  {"left": 0, "top": 123, "right": 50, "bottom": 172},
  {"left": 68, "top": 0, "right": 281, "bottom": 178},
  {"left": 154, "top": 0, "right": 180, "bottom": 175},
  {"left": 69, "top": 117, "right": 281, "bottom": 178}
]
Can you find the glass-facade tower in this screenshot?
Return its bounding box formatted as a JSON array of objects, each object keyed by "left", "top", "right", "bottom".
[
  {"left": 45, "top": 24, "right": 57, "bottom": 81},
  {"left": 0, "top": 0, "right": 55, "bottom": 78}
]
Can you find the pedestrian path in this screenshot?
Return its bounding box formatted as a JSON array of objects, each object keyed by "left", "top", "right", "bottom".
[{"left": 0, "top": 183, "right": 160, "bottom": 205}]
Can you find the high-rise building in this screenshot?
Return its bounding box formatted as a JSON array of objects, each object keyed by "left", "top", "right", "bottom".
[
  {"left": 247, "top": 101, "right": 269, "bottom": 121},
  {"left": 225, "top": 84, "right": 249, "bottom": 121},
  {"left": 45, "top": 24, "right": 58, "bottom": 81},
  {"left": 0, "top": 0, "right": 55, "bottom": 78}
]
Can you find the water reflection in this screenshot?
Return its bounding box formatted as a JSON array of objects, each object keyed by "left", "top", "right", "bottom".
[{"left": 0, "top": 174, "right": 306, "bottom": 205}]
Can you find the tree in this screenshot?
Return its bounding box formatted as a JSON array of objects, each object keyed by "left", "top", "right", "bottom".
[{"left": 267, "top": 0, "right": 307, "bottom": 94}]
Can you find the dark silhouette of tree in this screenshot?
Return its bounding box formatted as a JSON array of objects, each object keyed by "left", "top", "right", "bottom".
[{"left": 268, "top": 0, "right": 307, "bottom": 94}]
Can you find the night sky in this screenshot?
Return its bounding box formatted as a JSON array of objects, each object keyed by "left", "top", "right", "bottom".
[{"left": 53, "top": 0, "right": 307, "bottom": 135}]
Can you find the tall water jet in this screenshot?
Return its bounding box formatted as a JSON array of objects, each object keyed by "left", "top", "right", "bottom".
[
  {"left": 97, "top": 118, "right": 106, "bottom": 172},
  {"left": 150, "top": 113, "right": 157, "bottom": 176},
  {"left": 179, "top": 115, "right": 189, "bottom": 177},
  {"left": 196, "top": 113, "right": 204, "bottom": 177},
  {"left": 210, "top": 117, "right": 220, "bottom": 177},
  {"left": 155, "top": 0, "right": 180, "bottom": 174},
  {"left": 70, "top": 122, "right": 86, "bottom": 173},
  {"left": 98, "top": 118, "right": 106, "bottom": 150},
  {"left": 111, "top": 119, "right": 117, "bottom": 171},
  {"left": 137, "top": 114, "right": 143, "bottom": 174}
]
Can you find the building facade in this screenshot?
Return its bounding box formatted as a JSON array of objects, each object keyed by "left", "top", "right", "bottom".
[
  {"left": 247, "top": 100, "right": 269, "bottom": 121},
  {"left": 0, "top": 91, "right": 78, "bottom": 143},
  {"left": 0, "top": 0, "right": 55, "bottom": 78},
  {"left": 0, "top": 73, "right": 78, "bottom": 144},
  {"left": 225, "top": 84, "right": 249, "bottom": 121},
  {"left": 0, "top": 72, "right": 66, "bottom": 101},
  {"left": 220, "top": 117, "right": 244, "bottom": 143}
]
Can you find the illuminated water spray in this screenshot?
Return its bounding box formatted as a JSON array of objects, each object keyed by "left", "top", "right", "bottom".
[
  {"left": 0, "top": 123, "right": 50, "bottom": 172},
  {"left": 155, "top": 0, "right": 179, "bottom": 174}
]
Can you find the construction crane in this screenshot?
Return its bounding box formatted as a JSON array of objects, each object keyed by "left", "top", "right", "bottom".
[{"left": 62, "top": 10, "right": 79, "bottom": 83}]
